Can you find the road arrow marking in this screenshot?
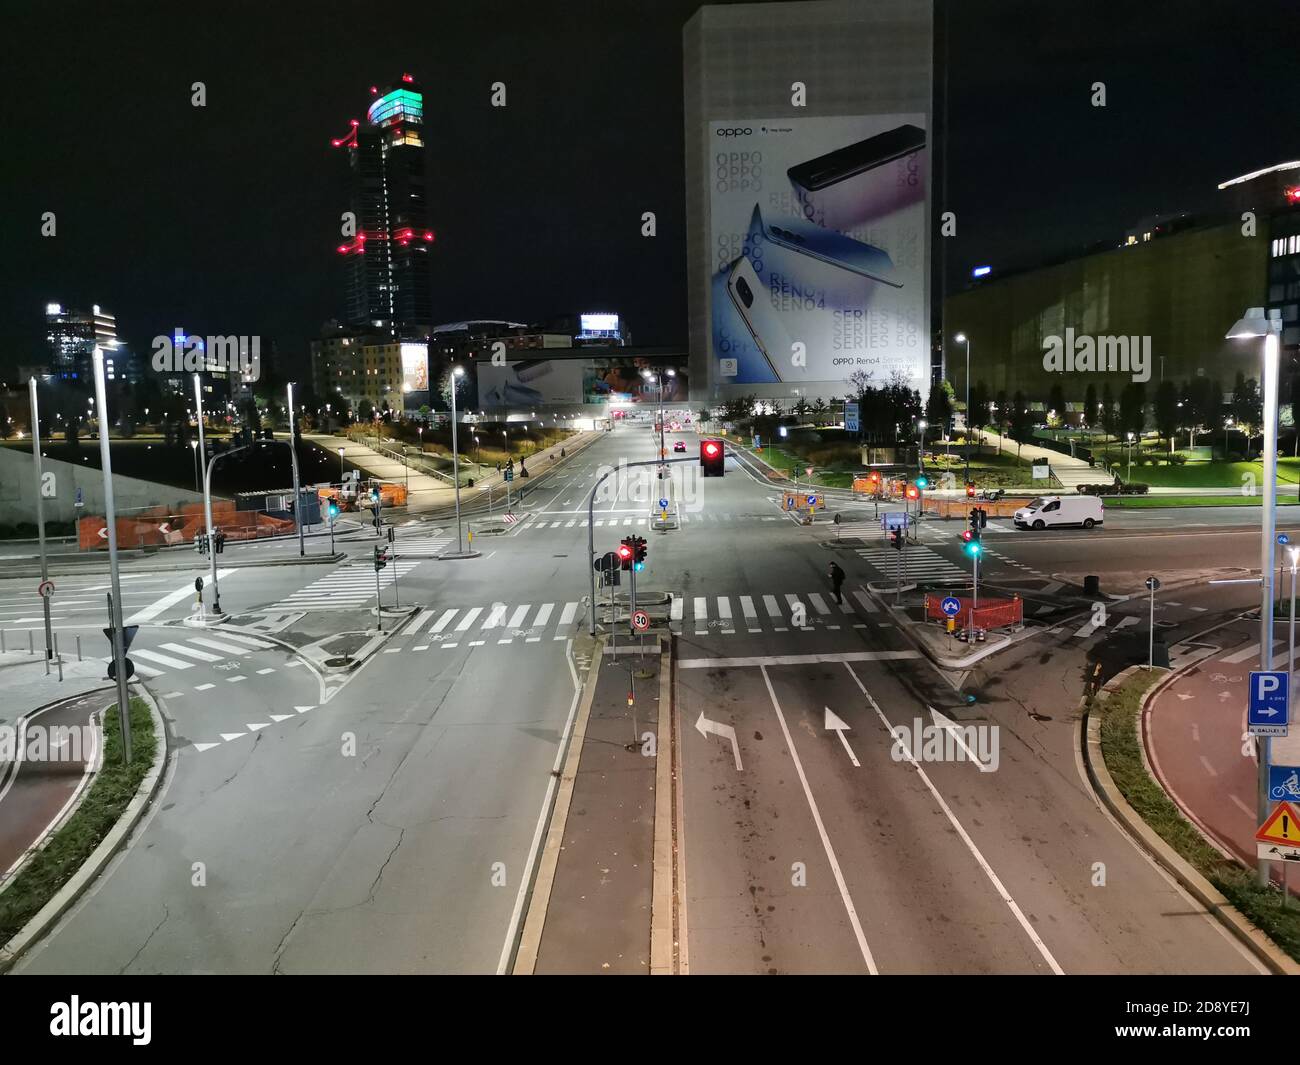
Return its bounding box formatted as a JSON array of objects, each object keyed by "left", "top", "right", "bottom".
[
  {"left": 294, "top": 705, "right": 316, "bottom": 714},
  {"left": 193, "top": 742, "right": 221, "bottom": 752},
  {"left": 695, "top": 711, "right": 743, "bottom": 771},
  {"left": 219, "top": 732, "right": 245, "bottom": 742},
  {"left": 269, "top": 714, "right": 293, "bottom": 722},
  {"left": 1176, "top": 692, "right": 1194, "bottom": 701},
  {"left": 930, "top": 706, "right": 996, "bottom": 772},
  {"left": 246, "top": 722, "right": 270, "bottom": 731},
  {"left": 824, "top": 706, "right": 860, "bottom": 767}
]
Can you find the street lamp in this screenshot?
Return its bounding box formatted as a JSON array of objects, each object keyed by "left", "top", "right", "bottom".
[
  {"left": 1226, "top": 307, "right": 1283, "bottom": 886},
  {"left": 440, "top": 366, "right": 477, "bottom": 559},
  {"left": 955, "top": 332, "right": 971, "bottom": 479},
  {"left": 917, "top": 419, "right": 928, "bottom": 472},
  {"left": 190, "top": 438, "right": 199, "bottom": 493},
  {"left": 339, "top": 446, "right": 346, "bottom": 484},
  {"left": 1126, "top": 431, "right": 1135, "bottom": 480}
]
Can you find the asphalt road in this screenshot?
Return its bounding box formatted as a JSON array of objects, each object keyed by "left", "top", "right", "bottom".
[{"left": 6, "top": 424, "right": 1278, "bottom": 973}]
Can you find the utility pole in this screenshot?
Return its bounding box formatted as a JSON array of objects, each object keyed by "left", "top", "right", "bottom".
[
  {"left": 28, "top": 377, "right": 53, "bottom": 663},
  {"left": 195, "top": 374, "right": 220, "bottom": 614},
  {"left": 287, "top": 382, "right": 304, "bottom": 556},
  {"left": 93, "top": 349, "right": 133, "bottom": 764}
]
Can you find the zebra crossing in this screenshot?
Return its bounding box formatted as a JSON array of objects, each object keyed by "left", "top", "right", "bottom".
[
  {"left": 391, "top": 533, "right": 453, "bottom": 557},
  {"left": 515, "top": 512, "right": 779, "bottom": 531},
  {"left": 673, "top": 589, "right": 880, "bottom": 635},
  {"left": 103, "top": 630, "right": 279, "bottom": 682},
  {"left": 270, "top": 558, "right": 424, "bottom": 611},
  {"left": 397, "top": 600, "right": 584, "bottom": 647},
  {"left": 854, "top": 545, "right": 968, "bottom": 584}
]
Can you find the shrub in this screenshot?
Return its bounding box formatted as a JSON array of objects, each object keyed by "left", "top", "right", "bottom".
[{"left": 1168, "top": 453, "right": 1187, "bottom": 466}]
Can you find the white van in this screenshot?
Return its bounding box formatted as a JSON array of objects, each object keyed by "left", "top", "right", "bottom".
[{"left": 1013, "top": 495, "right": 1103, "bottom": 530}]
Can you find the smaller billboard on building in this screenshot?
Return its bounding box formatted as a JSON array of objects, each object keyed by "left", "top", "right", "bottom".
[{"left": 400, "top": 342, "right": 429, "bottom": 393}]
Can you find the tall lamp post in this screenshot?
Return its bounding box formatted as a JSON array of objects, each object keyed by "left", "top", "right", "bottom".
[
  {"left": 917, "top": 419, "right": 928, "bottom": 473},
  {"left": 194, "top": 374, "right": 220, "bottom": 614},
  {"left": 287, "top": 382, "right": 304, "bottom": 557},
  {"left": 955, "top": 332, "right": 971, "bottom": 480},
  {"left": 1226, "top": 307, "right": 1282, "bottom": 886},
  {"left": 28, "top": 376, "right": 53, "bottom": 662},
  {"left": 440, "top": 366, "right": 478, "bottom": 559}
]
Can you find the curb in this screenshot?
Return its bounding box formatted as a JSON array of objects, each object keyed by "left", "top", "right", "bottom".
[
  {"left": 863, "top": 584, "right": 1036, "bottom": 670},
  {"left": 0, "top": 683, "right": 168, "bottom": 973},
  {"left": 513, "top": 633, "right": 607, "bottom": 974},
  {"left": 650, "top": 635, "right": 676, "bottom": 975},
  {"left": 1080, "top": 665, "right": 1300, "bottom": 975}
]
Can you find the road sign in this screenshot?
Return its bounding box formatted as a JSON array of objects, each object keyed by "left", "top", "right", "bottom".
[
  {"left": 194, "top": 577, "right": 204, "bottom": 594},
  {"left": 1269, "top": 764, "right": 1300, "bottom": 802},
  {"left": 1256, "top": 799, "right": 1300, "bottom": 861},
  {"left": 74, "top": 487, "right": 83, "bottom": 508},
  {"left": 880, "top": 512, "right": 910, "bottom": 530},
  {"left": 37, "top": 579, "right": 54, "bottom": 599},
  {"left": 107, "top": 657, "right": 135, "bottom": 682},
  {"left": 940, "top": 596, "right": 961, "bottom": 617},
  {"left": 1145, "top": 576, "right": 1161, "bottom": 591},
  {"left": 631, "top": 610, "right": 650, "bottom": 633},
  {"left": 1249, "top": 670, "right": 1290, "bottom": 736},
  {"left": 806, "top": 495, "right": 817, "bottom": 507},
  {"left": 658, "top": 498, "right": 668, "bottom": 510},
  {"left": 595, "top": 551, "right": 619, "bottom": 573},
  {"left": 844, "top": 401, "right": 859, "bottom": 433},
  {"left": 103, "top": 625, "right": 139, "bottom": 653},
  {"left": 1280, "top": 533, "right": 1292, "bottom": 546}
]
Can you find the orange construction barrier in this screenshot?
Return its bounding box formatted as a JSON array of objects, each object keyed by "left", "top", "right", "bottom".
[{"left": 924, "top": 593, "right": 1023, "bottom": 630}]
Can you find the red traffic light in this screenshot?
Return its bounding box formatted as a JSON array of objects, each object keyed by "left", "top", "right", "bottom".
[
  {"left": 961, "top": 529, "right": 974, "bottom": 542},
  {"left": 868, "top": 470, "right": 881, "bottom": 482},
  {"left": 965, "top": 482, "right": 976, "bottom": 498},
  {"left": 617, "top": 544, "right": 633, "bottom": 561},
  {"left": 700, "top": 439, "right": 725, "bottom": 476},
  {"left": 703, "top": 441, "right": 721, "bottom": 457},
  {"left": 905, "top": 485, "right": 919, "bottom": 499}
]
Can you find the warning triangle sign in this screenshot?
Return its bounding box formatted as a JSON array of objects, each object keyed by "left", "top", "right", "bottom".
[{"left": 1256, "top": 800, "right": 1300, "bottom": 846}]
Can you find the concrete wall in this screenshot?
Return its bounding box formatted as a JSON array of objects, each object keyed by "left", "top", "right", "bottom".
[{"left": 0, "top": 446, "right": 206, "bottom": 527}]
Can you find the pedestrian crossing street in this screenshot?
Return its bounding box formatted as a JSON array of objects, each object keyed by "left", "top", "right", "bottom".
[
  {"left": 854, "top": 544, "right": 969, "bottom": 584},
  {"left": 104, "top": 629, "right": 281, "bottom": 684},
  {"left": 397, "top": 600, "right": 584, "bottom": 646},
  {"left": 270, "top": 558, "right": 424, "bottom": 611}
]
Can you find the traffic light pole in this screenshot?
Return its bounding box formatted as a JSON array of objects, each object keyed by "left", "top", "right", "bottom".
[
  {"left": 28, "top": 377, "right": 53, "bottom": 664},
  {"left": 586, "top": 456, "right": 696, "bottom": 637}
]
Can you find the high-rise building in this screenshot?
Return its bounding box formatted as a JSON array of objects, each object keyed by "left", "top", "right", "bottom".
[
  {"left": 333, "top": 74, "right": 434, "bottom": 338},
  {"left": 45, "top": 302, "right": 118, "bottom": 382}
]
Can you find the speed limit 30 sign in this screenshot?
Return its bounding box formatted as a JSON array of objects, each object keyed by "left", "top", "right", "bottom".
[
  {"left": 631, "top": 610, "right": 650, "bottom": 633},
  {"left": 37, "top": 579, "right": 55, "bottom": 599}
]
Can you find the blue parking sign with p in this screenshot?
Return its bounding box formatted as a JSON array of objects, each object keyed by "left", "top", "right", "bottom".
[{"left": 1248, "top": 670, "right": 1290, "bottom": 736}]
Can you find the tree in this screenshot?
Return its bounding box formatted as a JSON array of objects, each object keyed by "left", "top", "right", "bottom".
[
  {"left": 1048, "top": 382, "right": 1067, "bottom": 427},
  {"left": 1232, "top": 371, "right": 1262, "bottom": 454},
  {"left": 1008, "top": 391, "right": 1036, "bottom": 463},
  {"left": 968, "top": 380, "right": 991, "bottom": 453},
  {"left": 1291, "top": 365, "right": 1300, "bottom": 456},
  {"left": 1120, "top": 382, "right": 1147, "bottom": 439},
  {"left": 1082, "top": 383, "right": 1098, "bottom": 430},
  {"left": 845, "top": 369, "right": 873, "bottom": 439},
  {"left": 0, "top": 399, "right": 10, "bottom": 438},
  {"left": 1100, "top": 382, "right": 1120, "bottom": 456},
  {"left": 925, "top": 379, "right": 954, "bottom": 433},
  {"left": 1153, "top": 380, "right": 1179, "bottom": 452},
  {"left": 812, "top": 397, "right": 828, "bottom": 423},
  {"left": 358, "top": 398, "right": 375, "bottom": 423}
]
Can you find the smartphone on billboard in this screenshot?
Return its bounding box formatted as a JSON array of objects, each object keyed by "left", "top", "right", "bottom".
[
  {"left": 726, "top": 255, "right": 794, "bottom": 381},
  {"left": 750, "top": 204, "right": 900, "bottom": 287},
  {"left": 787, "top": 124, "right": 926, "bottom": 192}
]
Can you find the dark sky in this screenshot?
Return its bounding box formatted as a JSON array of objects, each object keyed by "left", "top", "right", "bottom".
[{"left": 1, "top": 0, "right": 1297, "bottom": 378}]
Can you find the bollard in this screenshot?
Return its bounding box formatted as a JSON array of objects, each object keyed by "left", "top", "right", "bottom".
[
  {"left": 29, "top": 629, "right": 34, "bottom": 655},
  {"left": 1, "top": 628, "right": 5, "bottom": 654},
  {"left": 55, "top": 633, "right": 63, "bottom": 681},
  {"left": 77, "top": 634, "right": 82, "bottom": 661}
]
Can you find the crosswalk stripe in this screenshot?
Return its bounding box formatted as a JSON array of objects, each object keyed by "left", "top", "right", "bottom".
[
  {"left": 132, "top": 662, "right": 165, "bottom": 677},
  {"left": 483, "top": 604, "right": 508, "bottom": 628},
  {"left": 159, "top": 642, "right": 223, "bottom": 663},
  {"left": 763, "top": 594, "right": 781, "bottom": 617},
  {"left": 408, "top": 608, "right": 435, "bottom": 632},
  {"left": 694, "top": 597, "right": 708, "bottom": 621},
  {"left": 852, "top": 590, "right": 877, "bottom": 613},
  {"left": 670, "top": 597, "right": 684, "bottom": 621},
  {"left": 189, "top": 637, "right": 256, "bottom": 656},
  {"left": 740, "top": 596, "right": 757, "bottom": 619},
  {"left": 507, "top": 605, "right": 530, "bottom": 628},
  {"left": 532, "top": 603, "right": 554, "bottom": 628},
  {"left": 559, "top": 602, "right": 578, "bottom": 626},
  {"left": 430, "top": 609, "right": 458, "bottom": 633},
  {"left": 807, "top": 593, "right": 831, "bottom": 615},
  {"left": 132, "top": 648, "right": 195, "bottom": 670},
  {"left": 456, "top": 607, "right": 484, "bottom": 631},
  {"left": 216, "top": 632, "right": 276, "bottom": 650}
]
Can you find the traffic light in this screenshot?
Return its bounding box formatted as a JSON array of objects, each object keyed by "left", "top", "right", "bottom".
[
  {"left": 868, "top": 470, "right": 881, "bottom": 485},
  {"left": 964, "top": 507, "right": 985, "bottom": 558},
  {"left": 700, "top": 439, "right": 725, "bottom": 477},
  {"left": 617, "top": 539, "right": 634, "bottom": 571},
  {"left": 966, "top": 482, "right": 976, "bottom": 498},
  {"left": 196, "top": 529, "right": 209, "bottom": 555},
  {"left": 327, "top": 502, "right": 340, "bottom": 521},
  {"left": 969, "top": 506, "right": 988, "bottom": 529},
  {"left": 905, "top": 484, "right": 919, "bottom": 500},
  {"left": 373, "top": 546, "right": 388, "bottom": 570},
  {"left": 963, "top": 533, "right": 983, "bottom": 559},
  {"left": 890, "top": 526, "right": 904, "bottom": 551},
  {"left": 632, "top": 535, "right": 647, "bottom": 571},
  {"left": 915, "top": 475, "right": 929, "bottom": 491}
]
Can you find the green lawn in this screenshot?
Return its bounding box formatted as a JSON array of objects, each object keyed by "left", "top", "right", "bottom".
[
  {"left": 1117, "top": 460, "right": 1300, "bottom": 488},
  {"left": 1102, "top": 494, "right": 1300, "bottom": 508},
  {"left": 754, "top": 445, "right": 856, "bottom": 488}
]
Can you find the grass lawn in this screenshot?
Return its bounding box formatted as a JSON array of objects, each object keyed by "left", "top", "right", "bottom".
[
  {"left": 754, "top": 445, "right": 856, "bottom": 488},
  {"left": 0, "top": 695, "right": 157, "bottom": 947},
  {"left": 1103, "top": 493, "right": 1300, "bottom": 508},
  {"left": 1118, "top": 460, "right": 1300, "bottom": 488},
  {"left": 1097, "top": 672, "right": 1300, "bottom": 962}
]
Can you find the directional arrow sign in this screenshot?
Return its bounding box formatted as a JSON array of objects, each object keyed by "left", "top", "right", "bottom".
[
  {"left": 695, "top": 712, "right": 743, "bottom": 771},
  {"left": 824, "top": 707, "right": 859, "bottom": 767},
  {"left": 97, "top": 527, "right": 108, "bottom": 540},
  {"left": 930, "top": 706, "right": 996, "bottom": 772},
  {"left": 158, "top": 522, "right": 171, "bottom": 534}
]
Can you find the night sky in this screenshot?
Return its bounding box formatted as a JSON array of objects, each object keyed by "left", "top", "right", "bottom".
[{"left": 1, "top": 0, "right": 1296, "bottom": 379}]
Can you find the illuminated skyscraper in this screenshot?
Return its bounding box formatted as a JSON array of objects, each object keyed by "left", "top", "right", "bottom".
[{"left": 333, "top": 74, "right": 435, "bottom": 337}]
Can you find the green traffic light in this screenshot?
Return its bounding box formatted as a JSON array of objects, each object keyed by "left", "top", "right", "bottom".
[
  {"left": 964, "top": 542, "right": 982, "bottom": 557},
  {"left": 915, "top": 476, "right": 929, "bottom": 490}
]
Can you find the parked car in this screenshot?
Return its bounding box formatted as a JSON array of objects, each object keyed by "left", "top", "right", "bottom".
[
  {"left": 673, "top": 440, "right": 687, "bottom": 452},
  {"left": 1013, "top": 495, "right": 1103, "bottom": 530}
]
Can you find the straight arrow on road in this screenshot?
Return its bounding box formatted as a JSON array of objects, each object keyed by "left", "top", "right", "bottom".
[
  {"left": 824, "top": 706, "right": 860, "bottom": 767},
  {"left": 930, "top": 706, "right": 996, "bottom": 772},
  {"left": 695, "top": 711, "right": 743, "bottom": 770}
]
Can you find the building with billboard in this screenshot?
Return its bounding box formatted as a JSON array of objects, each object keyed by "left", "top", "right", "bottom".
[
  {"left": 332, "top": 74, "right": 435, "bottom": 337},
  {"left": 944, "top": 161, "right": 1300, "bottom": 418},
  {"left": 682, "top": 0, "right": 933, "bottom": 406},
  {"left": 45, "top": 302, "right": 117, "bottom": 382}
]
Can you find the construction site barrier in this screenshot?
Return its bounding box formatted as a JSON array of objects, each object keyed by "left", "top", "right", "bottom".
[
  {"left": 925, "top": 497, "right": 1031, "bottom": 519},
  {"left": 924, "top": 593, "right": 1023, "bottom": 631},
  {"left": 77, "top": 500, "right": 294, "bottom": 550}
]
